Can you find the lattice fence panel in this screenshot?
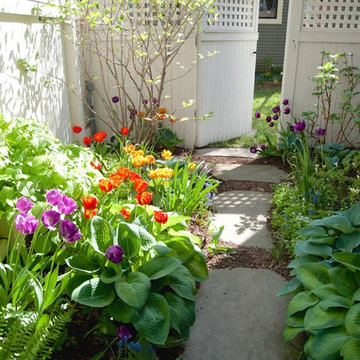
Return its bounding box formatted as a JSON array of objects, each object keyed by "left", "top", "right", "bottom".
[
  {"left": 302, "top": 0, "right": 360, "bottom": 31},
  {"left": 206, "top": 0, "right": 256, "bottom": 31}
]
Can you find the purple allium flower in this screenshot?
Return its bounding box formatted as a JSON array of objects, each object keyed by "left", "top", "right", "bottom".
[
  {"left": 151, "top": 97, "right": 158, "bottom": 104},
  {"left": 57, "top": 195, "right": 77, "bottom": 215},
  {"left": 315, "top": 128, "right": 326, "bottom": 137},
  {"left": 273, "top": 114, "right": 279, "bottom": 120},
  {"left": 59, "top": 219, "right": 81, "bottom": 243},
  {"left": 16, "top": 197, "right": 34, "bottom": 213},
  {"left": 265, "top": 116, "right": 272, "bottom": 123},
  {"left": 41, "top": 210, "right": 61, "bottom": 231},
  {"left": 283, "top": 107, "right": 291, "bottom": 115},
  {"left": 294, "top": 120, "right": 306, "bottom": 132},
  {"left": 105, "top": 245, "right": 123, "bottom": 263},
  {"left": 45, "top": 189, "right": 62, "bottom": 206},
  {"left": 142, "top": 99, "right": 149, "bottom": 105},
  {"left": 117, "top": 325, "right": 132, "bottom": 340},
  {"left": 272, "top": 106, "right": 280, "bottom": 113},
  {"left": 260, "top": 144, "right": 266, "bottom": 150},
  {"left": 269, "top": 122, "right": 274, "bottom": 127},
  {"left": 112, "top": 96, "right": 120, "bottom": 103},
  {"left": 289, "top": 125, "right": 295, "bottom": 131},
  {"left": 249, "top": 146, "right": 257, "bottom": 154},
  {"left": 282, "top": 99, "right": 289, "bottom": 105},
  {"left": 254, "top": 111, "right": 261, "bottom": 119},
  {"left": 15, "top": 212, "right": 38, "bottom": 235}
]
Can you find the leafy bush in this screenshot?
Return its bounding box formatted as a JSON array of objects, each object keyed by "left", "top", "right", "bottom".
[{"left": 279, "top": 204, "right": 360, "bottom": 360}]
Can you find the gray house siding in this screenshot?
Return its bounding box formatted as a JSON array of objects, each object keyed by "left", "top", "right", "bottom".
[{"left": 256, "top": 0, "right": 289, "bottom": 71}]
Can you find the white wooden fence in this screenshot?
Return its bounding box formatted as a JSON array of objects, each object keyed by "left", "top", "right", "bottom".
[
  {"left": 0, "top": 0, "right": 84, "bottom": 144},
  {"left": 282, "top": 0, "right": 360, "bottom": 145}
]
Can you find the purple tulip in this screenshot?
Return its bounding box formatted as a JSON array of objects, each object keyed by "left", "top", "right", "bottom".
[
  {"left": 294, "top": 121, "right": 306, "bottom": 132},
  {"left": 15, "top": 212, "right": 38, "bottom": 235},
  {"left": 151, "top": 97, "right": 158, "bottom": 104},
  {"left": 284, "top": 107, "right": 291, "bottom": 115},
  {"left": 266, "top": 116, "right": 272, "bottom": 123},
  {"left": 59, "top": 219, "right": 81, "bottom": 243},
  {"left": 272, "top": 106, "right": 280, "bottom": 113},
  {"left": 41, "top": 210, "right": 61, "bottom": 231},
  {"left": 46, "top": 189, "right": 62, "bottom": 206},
  {"left": 105, "top": 245, "right": 123, "bottom": 263},
  {"left": 269, "top": 122, "right": 274, "bottom": 127},
  {"left": 16, "top": 197, "right": 34, "bottom": 213},
  {"left": 250, "top": 146, "right": 257, "bottom": 154},
  {"left": 57, "top": 195, "right": 78, "bottom": 215},
  {"left": 289, "top": 125, "right": 295, "bottom": 131},
  {"left": 282, "top": 99, "right": 289, "bottom": 105},
  {"left": 260, "top": 144, "right": 266, "bottom": 150},
  {"left": 112, "top": 96, "right": 120, "bottom": 103},
  {"left": 315, "top": 128, "right": 326, "bottom": 137},
  {"left": 254, "top": 111, "right": 261, "bottom": 119},
  {"left": 117, "top": 325, "right": 132, "bottom": 340},
  {"left": 273, "top": 114, "right": 279, "bottom": 120}
]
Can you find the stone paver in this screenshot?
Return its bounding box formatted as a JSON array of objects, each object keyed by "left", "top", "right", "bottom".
[
  {"left": 213, "top": 163, "right": 287, "bottom": 183},
  {"left": 212, "top": 191, "right": 272, "bottom": 248},
  {"left": 196, "top": 147, "right": 259, "bottom": 159},
  {"left": 183, "top": 268, "right": 294, "bottom": 360}
]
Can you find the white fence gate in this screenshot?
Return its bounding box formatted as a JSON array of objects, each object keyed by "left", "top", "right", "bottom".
[{"left": 281, "top": 0, "right": 360, "bottom": 145}]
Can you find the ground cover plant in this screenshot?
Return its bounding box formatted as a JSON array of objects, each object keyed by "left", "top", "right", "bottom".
[{"left": 0, "top": 117, "right": 217, "bottom": 359}]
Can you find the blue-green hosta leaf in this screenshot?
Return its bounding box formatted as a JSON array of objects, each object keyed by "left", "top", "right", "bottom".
[
  {"left": 345, "top": 303, "right": 360, "bottom": 336},
  {"left": 311, "top": 215, "right": 355, "bottom": 234},
  {"left": 286, "top": 312, "right": 305, "bottom": 328},
  {"left": 71, "top": 277, "right": 115, "bottom": 308},
  {"left": 332, "top": 252, "right": 360, "bottom": 271},
  {"left": 89, "top": 216, "right": 115, "bottom": 254},
  {"left": 320, "top": 296, "right": 353, "bottom": 310},
  {"left": 288, "top": 255, "right": 321, "bottom": 269},
  {"left": 65, "top": 255, "right": 100, "bottom": 274},
  {"left": 297, "top": 263, "right": 331, "bottom": 290},
  {"left": 299, "top": 226, "right": 327, "bottom": 237},
  {"left": 100, "top": 267, "right": 123, "bottom": 284},
  {"left": 107, "top": 297, "right": 139, "bottom": 323},
  {"left": 277, "top": 278, "right": 303, "bottom": 296},
  {"left": 161, "top": 215, "right": 189, "bottom": 231},
  {"left": 308, "top": 236, "right": 335, "bottom": 245},
  {"left": 329, "top": 267, "right": 358, "bottom": 299},
  {"left": 116, "top": 222, "right": 155, "bottom": 251},
  {"left": 312, "top": 284, "right": 339, "bottom": 299},
  {"left": 134, "top": 293, "right": 170, "bottom": 345},
  {"left": 295, "top": 241, "right": 332, "bottom": 258},
  {"left": 287, "top": 291, "right": 319, "bottom": 317},
  {"left": 336, "top": 231, "right": 360, "bottom": 252},
  {"left": 184, "top": 250, "right": 208, "bottom": 282},
  {"left": 309, "top": 327, "right": 349, "bottom": 360},
  {"left": 304, "top": 303, "right": 346, "bottom": 331},
  {"left": 166, "top": 265, "right": 196, "bottom": 301},
  {"left": 162, "top": 237, "right": 196, "bottom": 263},
  {"left": 116, "top": 225, "right": 140, "bottom": 258},
  {"left": 353, "top": 288, "right": 360, "bottom": 302},
  {"left": 115, "top": 272, "right": 151, "bottom": 308},
  {"left": 139, "top": 256, "right": 181, "bottom": 280},
  {"left": 341, "top": 338, "right": 360, "bottom": 360},
  {"left": 343, "top": 203, "right": 360, "bottom": 226},
  {"left": 283, "top": 326, "right": 304, "bottom": 342}
]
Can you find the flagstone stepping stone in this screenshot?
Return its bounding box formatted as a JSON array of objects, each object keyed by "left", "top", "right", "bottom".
[
  {"left": 196, "top": 147, "right": 259, "bottom": 159},
  {"left": 212, "top": 191, "right": 273, "bottom": 248},
  {"left": 213, "top": 163, "right": 287, "bottom": 183},
  {"left": 183, "top": 268, "right": 295, "bottom": 360}
]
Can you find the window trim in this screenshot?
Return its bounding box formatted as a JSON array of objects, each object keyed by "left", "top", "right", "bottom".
[{"left": 259, "top": 0, "right": 284, "bottom": 25}]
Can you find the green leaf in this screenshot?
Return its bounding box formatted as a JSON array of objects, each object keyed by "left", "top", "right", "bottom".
[
  {"left": 299, "top": 226, "right": 327, "bottom": 237},
  {"left": 295, "top": 241, "right": 332, "bottom": 257},
  {"left": 65, "top": 255, "right": 100, "bottom": 274},
  {"left": 308, "top": 236, "right": 336, "bottom": 245},
  {"left": 116, "top": 222, "right": 155, "bottom": 251},
  {"left": 304, "top": 303, "right": 346, "bottom": 331},
  {"left": 162, "top": 237, "right": 196, "bottom": 263},
  {"left": 89, "top": 216, "right": 114, "bottom": 254},
  {"left": 310, "top": 327, "right": 349, "bottom": 360},
  {"left": 312, "top": 215, "right": 355, "bottom": 233},
  {"left": 312, "top": 284, "right": 339, "bottom": 299},
  {"left": 115, "top": 272, "right": 151, "bottom": 308},
  {"left": 166, "top": 265, "right": 196, "bottom": 301},
  {"left": 332, "top": 252, "right": 360, "bottom": 271},
  {"left": 184, "top": 250, "right": 208, "bottom": 281},
  {"left": 116, "top": 225, "right": 140, "bottom": 258},
  {"left": 283, "top": 326, "right": 304, "bottom": 342},
  {"left": 345, "top": 303, "right": 360, "bottom": 336},
  {"left": 134, "top": 293, "right": 170, "bottom": 345},
  {"left": 100, "top": 267, "right": 122, "bottom": 284},
  {"left": 161, "top": 215, "right": 190, "bottom": 230},
  {"left": 344, "top": 203, "right": 360, "bottom": 226},
  {"left": 320, "top": 296, "right": 353, "bottom": 310},
  {"left": 288, "top": 255, "right": 321, "bottom": 269},
  {"left": 139, "top": 256, "right": 181, "bottom": 280},
  {"left": 287, "top": 291, "right": 319, "bottom": 317},
  {"left": 336, "top": 231, "right": 360, "bottom": 252},
  {"left": 353, "top": 288, "right": 360, "bottom": 302},
  {"left": 107, "top": 297, "right": 139, "bottom": 323},
  {"left": 71, "top": 277, "right": 115, "bottom": 308},
  {"left": 277, "top": 278, "right": 303, "bottom": 296},
  {"left": 297, "top": 263, "right": 331, "bottom": 290},
  {"left": 341, "top": 338, "right": 360, "bottom": 360},
  {"left": 329, "top": 267, "right": 358, "bottom": 298},
  {"left": 286, "top": 312, "right": 305, "bottom": 328}
]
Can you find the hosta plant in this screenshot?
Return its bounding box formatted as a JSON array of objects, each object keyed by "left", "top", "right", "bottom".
[{"left": 279, "top": 203, "right": 360, "bottom": 360}]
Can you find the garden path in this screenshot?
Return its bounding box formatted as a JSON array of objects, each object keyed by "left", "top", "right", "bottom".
[{"left": 183, "top": 148, "right": 295, "bottom": 360}]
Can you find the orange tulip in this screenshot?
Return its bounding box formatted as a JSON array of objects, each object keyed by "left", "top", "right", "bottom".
[
  {"left": 138, "top": 111, "right": 145, "bottom": 117},
  {"left": 154, "top": 210, "right": 168, "bottom": 224},
  {"left": 94, "top": 131, "right": 107, "bottom": 142},
  {"left": 135, "top": 192, "right": 153, "bottom": 205},
  {"left": 120, "top": 208, "right": 131, "bottom": 220},
  {"left": 81, "top": 195, "right": 98, "bottom": 210},
  {"left": 145, "top": 155, "right": 155, "bottom": 164},
  {"left": 109, "top": 173, "right": 123, "bottom": 188},
  {"left": 118, "top": 167, "right": 130, "bottom": 180},
  {"left": 161, "top": 150, "right": 173, "bottom": 161},
  {"left": 72, "top": 126, "right": 83, "bottom": 133},
  {"left": 158, "top": 107, "right": 167, "bottom": 114},
  {"left": 134, "top": 179, "right": 148, "bottom": 193},
  {"left": 132, "top": 156, "right": 146, "bottom": 167},
  {"left": 99, "top": 179, "right": 113, "bottom": 193},
  {"left": 123, "top": 144, "right": 135, "bottom": 153},
  {"left": 83, "top": 137, "right": 92, "bottom": 146},
  {"left": 121, "top": 127, "right": 129, "bottom": 135},
  {"left": 131, "top": 150, "right": 145, "bottom": 158},
  {"left": 84, "top": 208, "right": 98, "bottom": 219},
  {"left": 129, "top": 171, "right": 142, "bottom": 182},
  {"left": 90, "top": 161, "right": 102, "bottom": 170}
]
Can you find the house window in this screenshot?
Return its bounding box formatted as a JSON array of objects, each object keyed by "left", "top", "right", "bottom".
[{"left": 259, "top": 0, "right": 283, "bottom": 24}]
